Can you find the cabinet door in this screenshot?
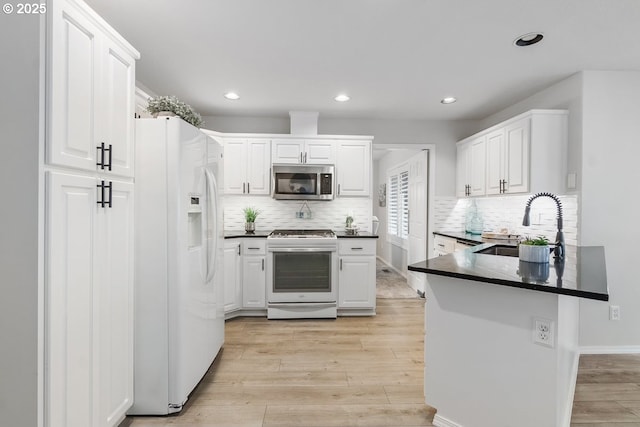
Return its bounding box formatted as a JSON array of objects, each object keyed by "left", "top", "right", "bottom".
[
  {"left": 469, "top": 137, "right": 486, "bottom": 196},
  {"left": 242, "top": 256, "right": 266, "bottom": 308},
  {"left": 504, "top": 118, "right": 530, "bottom": 194},
  {"left": 272, "top": 139, "right": 304, "bottom": 164},
  {"left": 485, "top": 130, "right": 504, "bottom": 195},
  {"left": 336, "top": 141, "right": 371, "bottom": 196},
  {"left": 246, "top": 139, "right": 271, "bottom": 195},
  {"left": 96, "top": 180, "right": 134, "bottom": 425},
  {"left": 338, "top": 256, "right": 376, "bottom": 309},
  {"left": 223, "top": 241, "right": 242, "bottom": 313},
  {"left": 100, "top": 40, "right": 136, "bottom": 178},
  {"left": 456, "top": 143, "right": 469, "bottom": 197},
  {"left": 223, "top": 139, "right": 248, "bottom": 194},
  {"left": 46, "top": 171, "right": 98, "bottom": 427},
  {"left": 305, "top": 141, "right": 335, "bottom": 164},
  {"left": 49, "top": 2, "right": 100, "bottom": 171}
]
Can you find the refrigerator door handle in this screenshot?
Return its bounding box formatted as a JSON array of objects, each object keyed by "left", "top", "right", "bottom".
[{"left": 204, "top": 168, "right": 218, "bottom": 283}]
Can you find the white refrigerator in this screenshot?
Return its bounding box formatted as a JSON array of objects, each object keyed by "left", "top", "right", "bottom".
[{"left": 130, "top": 117, "right": 224, "bottom": 414}]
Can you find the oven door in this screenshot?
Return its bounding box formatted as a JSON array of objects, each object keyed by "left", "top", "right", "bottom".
[{"left": 267, "top": 248, "right": 338, "bottom": 303}]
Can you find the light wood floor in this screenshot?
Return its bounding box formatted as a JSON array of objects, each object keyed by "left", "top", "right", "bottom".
[
  {"left": 120, "top": 299, "right": 640, "bottom": 427},
  {"left": 571, "top": 353, "right": 640, "bottom": 426},
  {"left": 123, "top": 298, "right": 434, "bottom": 427}
]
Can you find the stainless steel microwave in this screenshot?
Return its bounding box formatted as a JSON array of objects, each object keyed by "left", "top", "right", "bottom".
[{"left": 272, "top": 164, "right": 334, "bottom": 200}]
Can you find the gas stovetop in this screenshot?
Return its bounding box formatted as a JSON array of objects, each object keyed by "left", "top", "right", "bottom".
[{"left": 269, "top": 229, "right": 336, "bottom": 239}]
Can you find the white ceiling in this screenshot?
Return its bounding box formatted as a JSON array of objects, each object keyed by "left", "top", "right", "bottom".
[{"left": 85, "top": 0, "right": 640, "bottom": 121}]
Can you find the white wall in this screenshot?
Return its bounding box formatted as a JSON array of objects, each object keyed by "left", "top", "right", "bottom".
[
  {"left": 202, "top": 116, "right": 480, "bottom": 197},
  {"left": 0, "top": 14, "right": 42, "bottom": 427},
  {"left": 578, "top": 71, "right": 640, "bottom": 347},
  {"left": 476, "top": 71, "right": 640, "bottom": 348}
]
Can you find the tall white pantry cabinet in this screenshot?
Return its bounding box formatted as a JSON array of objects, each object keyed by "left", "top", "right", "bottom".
[{"left": 44, "top": 1, "right": 139, "bottom": 426}]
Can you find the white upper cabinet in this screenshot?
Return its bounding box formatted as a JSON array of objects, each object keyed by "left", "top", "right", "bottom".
[
  {"left": 223, "top": 138, "right": 271, "bottom": 195},
  {"left": 456, "top": 136, "right": 486, "bottom": 197},
  {"left": 48, "top": 0, "right": 138, "bottom": 177},
  {"left": 336, "top": 140, "right": 371, "bottom": 196},
  {"left": 456, "top": 109, "right": 567, "bottom": 197},
  {"left": 271, "top": 139, "right": 335, "bottom": 164}
]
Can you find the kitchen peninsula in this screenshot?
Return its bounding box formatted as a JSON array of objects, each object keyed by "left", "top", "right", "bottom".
[{"left": 409, "top": 244, "right": 608, "bottom": 427}]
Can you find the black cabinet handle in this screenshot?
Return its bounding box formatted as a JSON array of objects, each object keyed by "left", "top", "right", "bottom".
[
  {"left": 248, "top": 247, "right": 260, "bottom": 250},
  {"left": 106, "top": 144, "right": 112, "bottom": 171},
  {"left": 247, "top": 182, "right": 250, "bottom": 193},
  {"left": 237, "top": 244, "right": 241, "bottom": 255},
  {"left": 351, "top": 247, "right": 363, "bottom": 250},
  {"left": 261, "top": 259, "right": 264, "bottom": 271},
  {"left": 96, "top": 180, "right": 112, "bottom": 208},
  {"left": 340, "top": 258, "right": 343, "bottom": 270},
  {"left": 243, "top": 182, "right": 246, "bottom": 194},
  {"left": 300, "top": 152, "right": 303, "bottom": 163},
  {"left": 97, "top": 180, "right": 105, "bottom": 207},
  {"left": 96, "top": 143, "right": 105, "bottom": 169}
]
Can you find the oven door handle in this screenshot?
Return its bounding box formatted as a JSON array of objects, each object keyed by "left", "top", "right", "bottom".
[{"left": 268, "top": 247, "right": 336, "bottom": 253}]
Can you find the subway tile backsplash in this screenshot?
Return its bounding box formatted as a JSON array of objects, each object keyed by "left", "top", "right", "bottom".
[
  {"left": 433, "top": 194, "right": 579, "bottom": 246},
  {"left": 224, "top": 195, "right": 372, "bottom": 232}
]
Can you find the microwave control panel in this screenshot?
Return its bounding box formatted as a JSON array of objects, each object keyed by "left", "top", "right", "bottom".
[{"left": 320, "top": 173, "right": 333, "bottom": 195}]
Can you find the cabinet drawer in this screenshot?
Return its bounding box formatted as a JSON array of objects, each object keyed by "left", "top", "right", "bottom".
[
  {"left": 242, "top": 239, "right": 266, "bottom": 255},
  {"left": 433, "top": 235, "right": 455, "bottom": 254},
  {"left": 338, "top": 239, "right": 376, "bottom": 256}
]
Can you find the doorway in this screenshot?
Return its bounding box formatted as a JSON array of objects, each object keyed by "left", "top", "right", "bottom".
[{"left": 372, "top": 145, "right": 434, "bottom": 296}]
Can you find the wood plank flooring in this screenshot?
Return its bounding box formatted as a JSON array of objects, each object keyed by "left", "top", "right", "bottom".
[
  {"left": 571, "top": 354, "right": 640, "bottom": 426},
  {"left": 122, "top": 298, "right": 435, "bottom": 427},
  {"left": 119, "top": 299, "right": 640, "bottom": 427}
]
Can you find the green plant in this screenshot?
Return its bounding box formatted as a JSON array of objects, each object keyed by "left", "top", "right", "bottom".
[
  {"left": 520, "top": 235, "right": 549, "bottom": 246},
  {"left": 146, "top": 95, "right": 203, "bottom": 128},
  {"left": 243, "top": 207, "right": 260, "bottom": 223},
  {"left": 345, "top": 215, "right": 354, "bottom": 228}
]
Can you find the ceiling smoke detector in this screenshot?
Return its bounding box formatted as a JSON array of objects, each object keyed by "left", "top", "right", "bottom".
[{"left": 514, "top": 32, "right": 544, "bottom": 47}]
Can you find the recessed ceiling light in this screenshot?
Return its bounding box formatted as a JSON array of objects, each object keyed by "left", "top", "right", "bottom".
[
  {"left": 441, "top": 96, "right": 457, "bottom": 104},
  {"left": 224, "top": 92, "right": 240, "bottom": 100},
  {"left": 334, "top": 94, "right": 350, "bottom": 102},
  {"left": 514, "top": 32, "right": 544, "bottom": 47}
]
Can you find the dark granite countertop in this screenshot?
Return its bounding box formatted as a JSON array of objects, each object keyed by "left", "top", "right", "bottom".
[
  {"left": 224, "top": 230, "right": 270, "bottom": 239},
  {"left": 434, "top": 231, "right": 521, "bottom": 246},
  {"left": 335, "top": 231, "right": 379, "bottom": 238},
  {"left": 408, "top": 243, "right": 608, "bottom": 301},
  {"left": 225, "top": 230, "right": 379, "bottom": 239}
]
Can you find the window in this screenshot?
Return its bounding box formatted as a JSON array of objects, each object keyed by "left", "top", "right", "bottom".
[{"left": 387, "top": 165, "right": 409, "bottom": 244}]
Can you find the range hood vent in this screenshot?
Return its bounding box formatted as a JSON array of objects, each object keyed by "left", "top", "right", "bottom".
[{"left": 289, "top": 111, "right": 319, "bottom": 135}]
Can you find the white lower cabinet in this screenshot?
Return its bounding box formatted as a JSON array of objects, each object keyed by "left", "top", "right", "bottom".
[
  {"left": 337, "top": 239, "right": 376, "bottom": 312},
  {"left": 242, "top": 240, "right": 266, "bottom": 309},
  {"left": 223, "top": 240, "right": 242, "bottom": 313},
  {"left": 46, "top": 171, "right": 133, "bottom": 427}
]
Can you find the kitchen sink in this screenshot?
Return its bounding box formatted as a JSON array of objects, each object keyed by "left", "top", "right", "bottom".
[{"left": 476, "top": 245, "right": 519, "bottom": 257}]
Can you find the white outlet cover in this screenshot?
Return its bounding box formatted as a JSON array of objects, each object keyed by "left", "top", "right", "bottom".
[{"left": 533, "top": 318, "right": 555, "bottom": 348}]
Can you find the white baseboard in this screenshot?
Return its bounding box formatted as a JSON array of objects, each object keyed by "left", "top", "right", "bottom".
[
  {"left": 433, "top": 414, "right": 463, "bottom": 427},
  {"left": 580, "top": 345, "right": 640, "bottom": 354},
  {"left": 562, "top": 351, "right": 580, "bottom": 427},
  {"left": 376, "top": 256, "right": 407, "bottom": 279}
]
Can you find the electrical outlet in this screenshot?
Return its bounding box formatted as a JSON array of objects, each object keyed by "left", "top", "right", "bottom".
[
  {"left": 609, "top": 305, "right": 620, "bottom": 321},
  {"left": 533, "top": 318, "right": 554, "bottom": 348}
]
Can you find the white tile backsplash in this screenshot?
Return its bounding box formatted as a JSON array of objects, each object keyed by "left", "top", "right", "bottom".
[
  {"left": 433, "top": 194, "right": 579, "bottom": 245},
  {"left": 224, "top": 195, "right": 372, "bottom": 232}
]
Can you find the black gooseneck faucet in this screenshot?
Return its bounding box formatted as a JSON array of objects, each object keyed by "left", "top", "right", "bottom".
[{"left": 522, "top": 192, "right": 565, "bottom": 259}]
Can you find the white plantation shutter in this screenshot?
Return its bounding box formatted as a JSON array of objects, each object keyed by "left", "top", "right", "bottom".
[
  {"left": 388, "top": 174, "right": 399, "bottom": 235},
  {"left": 400, "top": 170, "right": 409, "bottom": 239},
  {"left": 387, "top": 166, "right": 410, "bottom": 242}
]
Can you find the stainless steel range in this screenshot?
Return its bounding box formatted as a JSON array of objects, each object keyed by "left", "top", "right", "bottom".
[{"left": 266, "top": 229, "right": 338, "bottom": 319}]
